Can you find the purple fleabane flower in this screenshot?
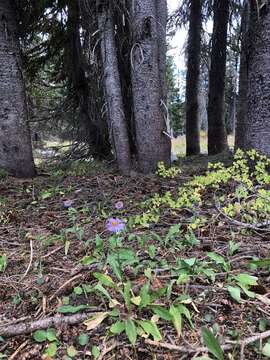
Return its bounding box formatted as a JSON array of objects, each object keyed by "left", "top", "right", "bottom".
[
  {"left": 106, "top": 218, "right": 125, "bottom": 233},
  {"left": 115, "top": 201, "right": 124, "bottom": 210}
]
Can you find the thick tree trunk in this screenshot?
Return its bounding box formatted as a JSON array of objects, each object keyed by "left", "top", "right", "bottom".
[
  {"left": 98, "top": 2, "right": 131, "bottom": 174},
  {"left": 130, "top": 0, "right": 171, "bottom": 173},
  {"left": 156, "top": 0, "right": 167, "bottom": 102},
  {"left": 185, "top": 0, "right": 202, "bottom": 156},
  {"left": 235, "top": 3, "right": 249, "bottom": 149},
  {"left": 237, "top": 1, "right": 270, "bottom": 155},
  {"left": 0, "top": 1, "right": 35, "bottom": 177},
  {"left": 67, "top": 1, "right": 111, "bottom": 159},
  {"left": 207, "top": 0, "right": 229, "bottom": 155}
]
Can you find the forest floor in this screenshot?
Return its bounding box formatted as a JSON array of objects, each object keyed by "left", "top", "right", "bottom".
[{"left": 0, "top": 151, "right": 270, "bottom": 360}]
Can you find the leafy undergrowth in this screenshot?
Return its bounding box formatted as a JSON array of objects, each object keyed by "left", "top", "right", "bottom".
[{"left": 0, "top": 151, "right": 270, "bottom": 359}]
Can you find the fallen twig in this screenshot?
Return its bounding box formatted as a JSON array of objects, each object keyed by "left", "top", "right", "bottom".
[{"left": 0, "top": 311, "right": 98, "bottom": 338}]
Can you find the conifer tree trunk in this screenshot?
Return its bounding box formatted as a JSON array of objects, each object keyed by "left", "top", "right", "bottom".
[
  {"left": 207, "top": 0, "right": 229, "bottom": 155},
  {"left": 130, "top": 0, "right": 171, "bottom": 173},
  {"left": 0, "top": 0, "right": 35, "bottom": 177},
  {"left": 98, "top": 1, "right": 131, "bottom": 174},
  {"left": 235, "top": 3, "right": 249, "bottom": 150},
  {"left": 236, "top": 1, "right": 270, "bottom": 156},
  {"left": 185, "top": 0, "right": 202, "bottom": 156}
]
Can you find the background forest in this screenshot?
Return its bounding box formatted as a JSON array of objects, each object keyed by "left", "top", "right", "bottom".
[{"left": 1, "top": 1, "right": 270, "bottom": 359}]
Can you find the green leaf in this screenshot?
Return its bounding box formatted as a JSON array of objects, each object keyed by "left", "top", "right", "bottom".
[
  {"left": 110, "top": 321, "right": 125, "bottom": 335},
  {"left": 139, "top": 282, "right": 151, "bottom": 309},
  {"left": 67, "top": 345, "right": 77, "bottom": 358},
  {"left": 107, "top": 254, "right": 122, "bottom": 281},
  {"left": 80, "top": 255, "right": 97, "bottom": 265},
  {"left": 125, "top": 319, "right": 137, "bottom": 345},
  {"left": 73, "top": 286, "right": 83, "bottom": 295},
  {"left": 33, "top": 329, "right": 47, "bottom": 343},
  {"left": 239, "top": 284, "right": 255, "bottom": 298},
  {"left": 57, "top": 304, "right": 88, "bottom": 314},
  {"left": 262, "top": 342, "right": 270, "bottom": 357},
  {"left": 207, "top": 252, "right": 229, "bottom": 271},
  {"left": 201, "top": 327, "right": 224, "bottom": 360},
  {"left": 44, "top": 342, "right": 58, "bottom": 357},
  {"left": 77, "top": 333, "right": 89, "bottom": 346},
  {"left": 94, "top": 283, "right": 112, "bottom": 300},
  {"left": 235, "top": 273, "right": 258, "bottom": 286},
  {"left": 227, "top": 286, "right": 241, "bottom": 303},
  {"left": 249, "top": 258, "right": 270, "bottom": 268},
  {"left": 169, "top": 305, "right": 182, "bottom": 337},
  {"left": 177, "top": 304, "right": 193, "bottom": 328},
  {"left": 151, "top": 305, "right": 172, "bottom": 321},
  {"left": 123, "top": 281, "right": 132, "bottom": 312},
  {"left": 137, "top": 320, "right": 162, "bottom": 341},
  {"left": 148, "top": 245, "right": 156, "bottom": 259},
  {"left": 91, "top": 345, "right": 100, "bottom": 359},
  {"left": 46, "top": 328, "right": 57, "bottom": 342},
  {"left": 93, "top": 273, "right": 116, "bottom": 288}
]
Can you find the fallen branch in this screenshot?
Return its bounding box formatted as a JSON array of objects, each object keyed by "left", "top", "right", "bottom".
[
  {"left": 0, "top": 311, "right": 97, "bottom": 338},
  {"left": 146, "top": 328, "right": 270, "bottom": 358},
  {"left": 145, "top": 339, "right": 234, "bottom": 354}
]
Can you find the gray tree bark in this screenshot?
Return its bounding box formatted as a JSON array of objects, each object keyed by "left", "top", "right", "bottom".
[
  {"left": 130, "top": 0, "right": 171, "bottom": 173},
  {"left": 185, "top": 0, "right": 202, "bottom": 156},
  {"left": 236, "top": 1, "right": 270, "bottom": 156},
  {"left": 235, "top": 3, "right": 249, "bottom": 149},
  {"left": 98, "top": 2, "right": 131, "bottom": 174},
  {"left": 207, "top": 0, "right": 229, "bottom": 155},
  {"left": 0, "top": 0, "right": 35, "bottom": 177}
]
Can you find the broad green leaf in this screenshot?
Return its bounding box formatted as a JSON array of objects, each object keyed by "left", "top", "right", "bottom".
[
  {"left": 46, "top": 328, "right": 57, "bottom": 342},
  {"left": 110, "top": 321, "right": 125, "bottom": 334},
  {"left": 77, "top": 333, "right": 89, "bottom": 346},
  {"left": 148, "top": 245, "right": 156, "bottom": 259},
  {"left": 235, "top": 273, "right": 258, "bottom": 286},
  {"left": 169, "top": 305, "right": 182, "bottom": 337},
  {"left": 125, "top": 319, "right": 137, "bottom": 345},
  {"left": 139, "top": 282, "right": 151, "bottom": 309},
  {"left": 183, "top": 258, "right": 196, "bottom": 267},
  {"left": 201, "top": 327, "right": 224, "bottom": 360},
  {"left": 262, "top": 342, "right": 270, "bottom": 357},
  {"left": 67, "top": 345, "right": 77, "bottom": 358},
  {"left": 57, "top": 304, "right": 88, "bottom": 314},
  {"left": 137, "top": 320, "right": 162, "bottom": 341},
  {"left": 73, "top": 286, "right": 83, "bottom": 295},
  {"left": 33, "top": 330, "right": 47, "bottom": 343},
  {"left": 239, "top": 284, "right": 255, "bottom": 298},
  {"left": 93, "top": 273, "right": 115, "bottom": 288},
  {"left": 84, "top": 312, "right": 108, "bottom": 331},
  {"left": 207, "top": 252, "right": 229, "bottom": 271},
  {"left": 227, "top": 286, "right": 241, "bottom": 303},
  {"left": 91, "top": 345, "right": 100, "bottom": 359},
  {"left": 44, "top": 342, "right": 58, "bottom": 357},
  {"left": 151, "top": 305, "right": 172, "bottom": 321}
]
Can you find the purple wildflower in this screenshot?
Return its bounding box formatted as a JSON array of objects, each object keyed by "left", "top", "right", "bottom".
[
  {"left": 63, "top": 199, "right": 75, "bottom": 209},
  {"left": 106, "top": 218, "right": 125, "bottom": 233},
  {"left": 115, "top": 201, "right": 124, "bottom": 210}
]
